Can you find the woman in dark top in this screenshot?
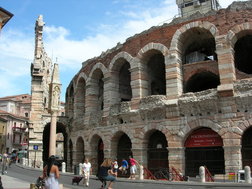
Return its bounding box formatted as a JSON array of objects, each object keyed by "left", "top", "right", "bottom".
[{"left": 99, "top": 159, "right": 116, "bottom": 189}]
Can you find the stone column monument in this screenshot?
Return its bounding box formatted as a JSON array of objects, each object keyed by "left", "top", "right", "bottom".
[{"left": 48, "top": 64, "right": 61, "bottom": 156}]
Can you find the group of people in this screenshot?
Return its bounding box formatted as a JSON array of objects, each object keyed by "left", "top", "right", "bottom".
[{"left": 41, "top": 155, "right": 139, "bottom": 189}]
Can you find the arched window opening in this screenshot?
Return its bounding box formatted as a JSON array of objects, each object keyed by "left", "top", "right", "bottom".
[
  {"left": 98, "top": 139, "right": 104, "bottom": 169},
  {"left": 119, "top": 62, "right": 132, "bottom": 102},
  {"left": 242, "top": 126, "right": 252, "bottom": 168},
  {"left": 98, "top": 78, "right": 104, "bottom": 110},
  {"left": 234, "top": 35, "right": 252, "bottom": 74},
  {"left": 147, "top": 130, "right": 168, "bottom": 176},
  {"left": 75, "top": 78, "right": 86, "bottom": 117},
  {"left": 76, "top": 137, "right": 85, "bottom": 164},
  {"left": 185, "top": 71, "right": 220, "bottom": 93},
  {"left": 182, "top": 28, "right": 217, "bottom": 64},
  {"left": 147, "top": 53, "right": 166, "bottom": 95}
]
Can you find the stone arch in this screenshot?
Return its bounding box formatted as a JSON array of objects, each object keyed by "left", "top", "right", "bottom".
[
  {"left": 137, "top": 42, "right": 169, "bottom": 62},
  {"left": 227, "top": 22, "right": 252, "bottom": 47},
  {"left": 89, "top": 134, "right": 104, "bottom": 174},
  {"left": 238, "top": 118, "right": 252, "bottom": 134},
  {"left": 109, "top": 52, "right": 134, "bottom": 103},
  {"left": 169, "top": 21, "right": 219, "bottom": 95},
  {"left": 109, "top": 51, "right": 135, "bottom": 70},
  {"left": 184, "top": 71, "right": 220, "bottom": 93},
  {"left": 170, "top": 21, "right": 218, "bottom": 53},
  {"left": 86, "top": 63, "right": 107, "bottom": 114},
  {"left": 184, "top": 127, "right": 224, "bottom": 176},
  {"left": 227, "top": 23, "right": 252, "bottom": 76},
  {"left": 75, "top": 136, "right": 85, "bottom": 164},
  {"left": 143, "top": 129, "right": 169, "bottom": 175},
  {"left": 66, "top": 82, "right": 75, "bottom": 118},
  {"left": 111, "top": 130, "right": 132, "bottom": 164},
  {"left": 88, "top": 62, "right": 108, "bottom": 82},
  {"left": 74, "top": 73, "right": 88, "bottom": 119},
  {"left": 137, "top": 43, "right": 168, "bottom": 96},
  {"left": 76, "top": 72, "right": 88, "bottom": 85},
  {"left": 182, "top": 118, "right": 222, "bottom": 140},
  {"left": 42, "top": 121, "right": 68, "bottom": 168}
]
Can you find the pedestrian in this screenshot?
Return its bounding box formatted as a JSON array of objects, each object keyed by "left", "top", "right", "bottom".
[
  {"left": 129, "top": 156, "right": 139, "bottom": 180},
  {"left": 98, "top": 158, "right": 116, "bottom": 189},
  {"left": 112, "top": 159, "right": 118, "bottom": 177},
  {"left": 81, "top": 158, "right": 92, "bottom": 187},
  {"left": 42, "top": 155, "right": 60, "bottom": 189},
  {"left": 119, "top": 158, "right": 128, "bottom": 175}
]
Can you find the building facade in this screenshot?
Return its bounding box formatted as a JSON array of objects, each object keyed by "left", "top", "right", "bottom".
[
  {"left": 0, "top": 7, "right": 13, "bottom": 32},
  {"left": 65, "top": 1, "right": 252, "bottom": 177},
  {"left": 0, "top": 94, "right": 30, "bottom": 153}
]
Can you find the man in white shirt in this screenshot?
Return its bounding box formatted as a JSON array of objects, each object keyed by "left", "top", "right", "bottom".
[{"left": 82, "top": 158, "right": 92, "bottom": 187}]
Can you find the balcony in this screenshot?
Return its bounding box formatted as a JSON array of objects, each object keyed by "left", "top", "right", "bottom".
[{"left": 12, "top": 127, "right": 26, "bottom": 133}]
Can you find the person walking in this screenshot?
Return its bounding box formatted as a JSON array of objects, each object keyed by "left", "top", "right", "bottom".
[
  {"left": 129, "top": 156, "right": 139, "bottom": 180},
  {"left": 42, "top": 155, "right": 60, "bottom": 189},
  {"left": 82, "top": 158, "right": 92, "bottom": 187}
]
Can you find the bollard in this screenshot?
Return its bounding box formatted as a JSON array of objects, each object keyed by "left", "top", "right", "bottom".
[
  {"left": 30, "top": 183, "right": 36, "bottom": 189},
  {"left": 59, "top": 184, "right": 64, "bottom": 189},
  {"left": 22, "top": 158, "right": 25, "bottom": 166},
  {"left": 62, "top": 162, "right": 66, "bottom": 173},
  {"left": 139, "top": 165, "right": 144, "bottom": 180},
  {"left": 79, "top": 163, "right": 83, "bottom": 175},
  {"left": 199, "top": 166, "right": 205, "bottom": 183},
  {"left": 28, "top": 159, "right": 32, "bottom": 167},
  {"left": 245, "top": 166, "right": 251, "bottom": 183}
]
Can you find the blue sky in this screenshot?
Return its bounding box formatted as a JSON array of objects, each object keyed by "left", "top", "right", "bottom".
[{"left": 0, "top": 0, "right": 239, "bottom": 102}]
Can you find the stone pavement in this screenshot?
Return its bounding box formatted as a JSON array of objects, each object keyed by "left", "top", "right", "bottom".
[
  {"left": 1, "top": 174, "right": 30, "bottom": 189},
  {"left": 0, "top": 174, "right": 70, "bottom": 189}
]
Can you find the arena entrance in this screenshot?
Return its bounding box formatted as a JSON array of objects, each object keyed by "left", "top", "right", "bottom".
[
  {"left": 117, "top": 133, "right": 132, "bottom": 177},
  {"left": 185, "top": 128, "right": 224, "bottom": 177},
  {"left": 147, "top": 130, "right": 168, "bottom": 175},
  {"left": 242, "top": 126, "right": 252, "bottom": 168}
]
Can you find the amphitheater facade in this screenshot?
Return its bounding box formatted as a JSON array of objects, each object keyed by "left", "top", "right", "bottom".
[{"left": 29, "top": 1, "right": 252, "bottom": 177}]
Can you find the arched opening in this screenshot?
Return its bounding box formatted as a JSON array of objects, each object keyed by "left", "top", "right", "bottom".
[
  {"left": 182, "top": 28, "right": 217, "bottom": 64},
  {"left": 119, "top": 62, "right": 132, "bottom": 101},
  {"left": 242, "top": 126, "right": 252, "bottom": 168},
  {"left": 69, "top": 139, "right": 73, "bottom": 172},
  {"left": 91, "top": 69, "right": 104, "bottom": 111},
  {"left": 98, "top": 139, "right": 104, "bottom": 172},
  {"left": 147, "top": 130, "right": 168, "bottom": 175},
  {"left": 90, "top": 135, "right": 104, "bottom": 174},
  {"left": 185, "top": 128, "right": 224, "bottom": 177},
  {"left": 145, "top": 51, "right": 166, "bottom": 95},
  {"left": 76, "top": 137, "right": 85, "bottom": 164},
  {"left": 185, "top": 71, "right": 220, "bottom": 92},
  {"left": 66, "top": 85, "right": 74, "bottom": 118},
  {"left": 75, "top": 77, "right": 86, "bottom": 118},
  {"left": 42, "top": 122, "right": 68, "bottom": 170},
  {"left": 117, "top": 133, "right": 132, "bottom": 177},
  {"left": 234, "top": 34, "right": 252, "bottom": 75}
]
